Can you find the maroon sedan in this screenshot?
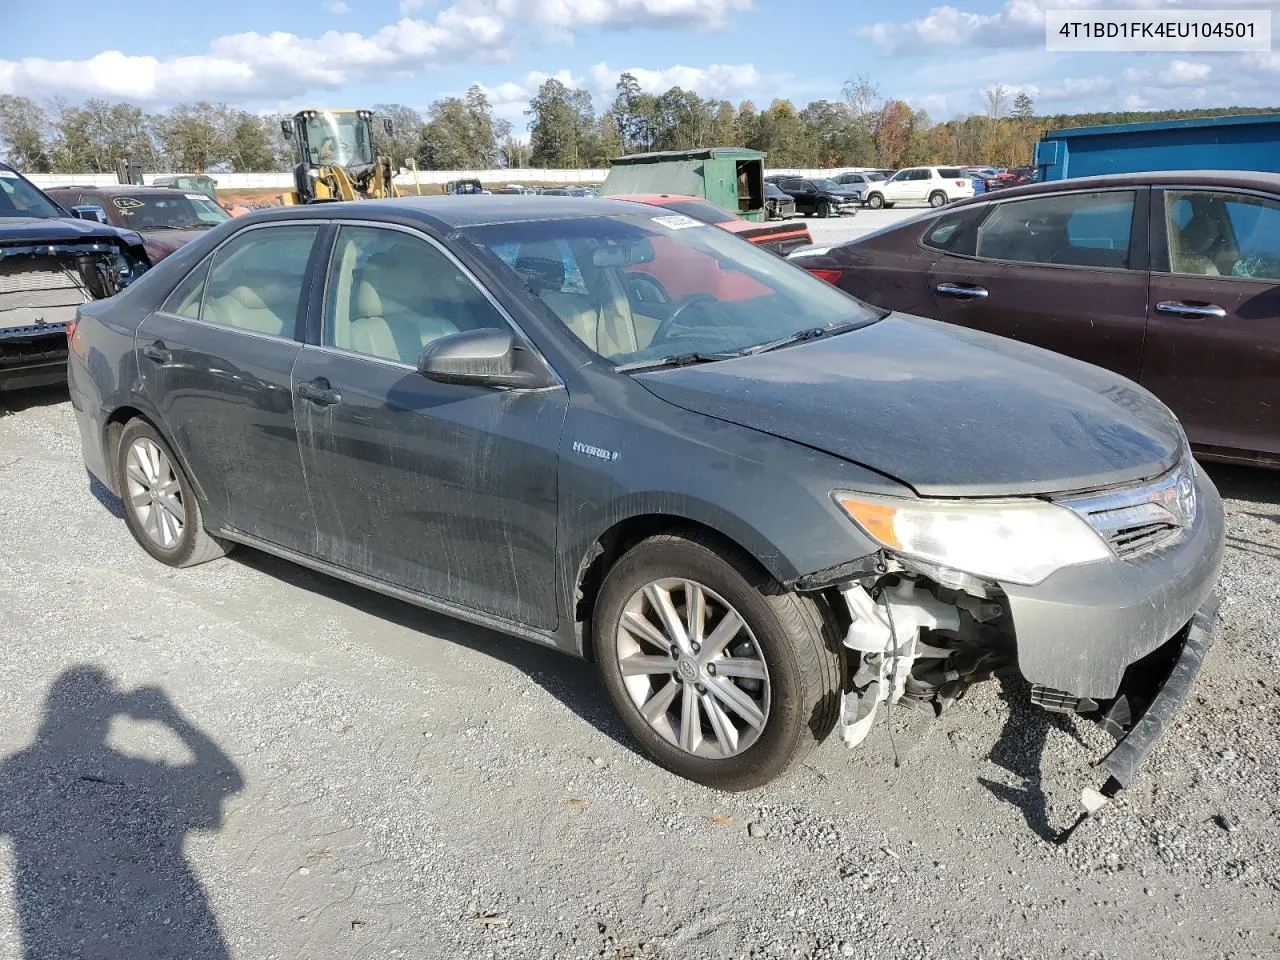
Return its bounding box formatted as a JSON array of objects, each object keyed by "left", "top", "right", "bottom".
[
  {"left": 45, "top": 184, "right": 230, "bottom": 264},
  {"left": 792, "top": 171, "right": 1280, "bottom": 469}
]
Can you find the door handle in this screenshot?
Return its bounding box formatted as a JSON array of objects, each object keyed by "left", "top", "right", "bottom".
[
  {"left": 141, "top": 340, "right": 171, "bottom": 363},
  {"left": 1155, "top": 301, "right": 1226, "bottom": 319},
  {"left": 935, "top": 282, "right": 989, "bottom": 299},
  {"left": 296, "top": 378, "right": 341, "bottom": 406}
]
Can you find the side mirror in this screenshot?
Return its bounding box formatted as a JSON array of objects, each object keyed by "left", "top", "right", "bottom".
[
  {"left": 382, "top": 118, "right": 395, "bottom": 138},
  {"left": 70, "top": 204, "right": 109, "bottom": 224},
  {"left": 418, "top": 328, "right": 552, "bottom": 388},
  {"left": 280, "top": 119, "right": 293, "bottom": 139}
]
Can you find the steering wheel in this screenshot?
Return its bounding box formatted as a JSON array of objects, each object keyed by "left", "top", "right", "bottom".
[{"left": 653, "top": 293, "right": 718, "bottom": 342}]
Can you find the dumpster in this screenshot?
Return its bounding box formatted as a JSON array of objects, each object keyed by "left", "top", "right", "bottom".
[
  {"left": 600, "top": 147, "right": 766, "bottom": 222},
  {"left": 1035, "top": 113, "right": 1280, "bottom": 181}
]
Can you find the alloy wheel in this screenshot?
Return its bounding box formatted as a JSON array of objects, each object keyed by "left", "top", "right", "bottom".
[
  {"left": 124, "top": 438, "right": 186, "bottom": 549},
  {"left": 614, "top": 578, "right": 771, "bottom": 759}
]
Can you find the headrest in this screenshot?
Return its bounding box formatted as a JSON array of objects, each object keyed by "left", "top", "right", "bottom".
[
  {"left": 354, "top": 280, "right": 382, "bottom": 317},
  {"left": 227, "top": 285, "right": 267, "bottom": 309}
]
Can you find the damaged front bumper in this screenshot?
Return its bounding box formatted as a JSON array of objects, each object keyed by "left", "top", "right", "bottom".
[{"left": 829, "top": 468, "right": 1225, "bottom": 790}]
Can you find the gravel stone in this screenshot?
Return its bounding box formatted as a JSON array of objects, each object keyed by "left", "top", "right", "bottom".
[{"left": 0, "top": 389, "right": 1277, "bottom": 960}]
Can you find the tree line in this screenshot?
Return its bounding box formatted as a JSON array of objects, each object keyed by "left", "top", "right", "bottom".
[{"left": 2, "top": 77, "right": 1277, "bottom": 176}]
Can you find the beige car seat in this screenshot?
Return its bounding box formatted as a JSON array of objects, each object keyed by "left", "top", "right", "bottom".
[
  {"left": 513, "top": 241, "right": 638, "bottom": 357},
  {"left": 203, "top": 284, "right": 288, "bottom": 337}
]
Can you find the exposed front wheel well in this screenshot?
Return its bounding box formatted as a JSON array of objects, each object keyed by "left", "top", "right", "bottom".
[{"left": 573, "top": 516, "right": 775, "bottom": 661}]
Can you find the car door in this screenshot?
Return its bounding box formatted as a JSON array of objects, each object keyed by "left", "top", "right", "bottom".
[
  {"left": 136, "top": 222, "right": 324, "bottom": 552},
  {"left": 924, "top": 187, "right": 1150, "bottom": 380},
  {"left": 292, "top": 222, "right": 568, "bottom": 630},
  {"left": 1141, "top": 186, "right": 1280, "bottom": 460}
]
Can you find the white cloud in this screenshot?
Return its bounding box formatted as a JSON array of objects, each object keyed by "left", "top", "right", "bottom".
[
  {"left": 860, "top": 0, "right": 1271, "bottom": 53},
  {"left": 323, "top": 0, "right": 351, "bottom": 12},
  {"left": 587, "top": 61, "right": 763, "bottom": 100},
  {"left": 0, "top": 0, "right": 752, "bottom": 104}
]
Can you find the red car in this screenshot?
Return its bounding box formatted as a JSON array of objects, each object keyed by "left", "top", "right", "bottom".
[
  {"left": 45, "top": 184, "right": 231, "bottom": 264},
  {"left": 791, "top": 170, "right": 1280, "bottom": 468},
  {"left": 613, "top": 194, "right": 813, "bottom": 257}
]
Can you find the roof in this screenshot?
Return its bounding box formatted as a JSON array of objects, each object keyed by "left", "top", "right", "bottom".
[
  {"left": 609, "top": 147, "right": 764, "bottom": 164},
  {"left": 45, "top": 184, "right": 205, "bottom": 196},
  {"left": 232, "top": 194, "right": 663, "bottom": 230},
  {"left": 949, "top": 169, "right": 1280, "bottom": 206},
  {"left": 1044, "top": 112, "right": 1280, "bottom": 141}
]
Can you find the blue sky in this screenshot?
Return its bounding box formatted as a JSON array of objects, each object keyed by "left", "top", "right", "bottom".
[{"left": 4, "top": 0, "right": 1280, "bottom": 135}]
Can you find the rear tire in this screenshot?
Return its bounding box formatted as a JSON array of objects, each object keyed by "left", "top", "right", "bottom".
[
  {"left": 594, "top": 532, "right": 845, "bottom": 792},
  {"left": 929, "top": 191, "right": 948, "bottom": 208},
  {"left": 117, "top": 419, "right": 230, "bottom": 568},
  {"left": 866, "top": 193, "right": 884, "bottom": 209}
]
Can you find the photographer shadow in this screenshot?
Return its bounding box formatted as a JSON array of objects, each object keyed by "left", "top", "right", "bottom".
[{"left": 0, "top": 666, "right": 243, "bottom": 960}]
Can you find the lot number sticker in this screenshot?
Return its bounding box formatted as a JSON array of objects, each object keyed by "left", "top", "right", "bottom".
[
  {"left": 651, "top": 214, "right": 702, "bottom": 230},
  {"left": 0, "top": 171, "right": 17, "bottom": 178}
]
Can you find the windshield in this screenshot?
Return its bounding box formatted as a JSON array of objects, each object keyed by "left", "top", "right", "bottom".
[
  {"left": 302, "top": 111, "right": 374, "bottom": 168},
  {"left": 462, "top": 213, "right": 880, "bottom": 367},
  {"left": 0, "top": 170, "right": 66, "bottom": 219},
  {"left": 109, "top": 192, "right": 230, "bottom": 230}
]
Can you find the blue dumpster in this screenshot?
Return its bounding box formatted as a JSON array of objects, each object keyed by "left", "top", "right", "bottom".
[{"left": 1035, "top": 113, "right": 1280, "bottom": 181}]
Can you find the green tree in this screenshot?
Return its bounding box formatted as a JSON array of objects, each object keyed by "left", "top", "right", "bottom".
[
  {"left": 755, "top": 99, "right": 807, "bottom": 166},
  {"left": 373, "top": 103, "right": 426, "bottom": 171},
  {"left": 1012, "top": 92, "right": 1035, "bottom": 120},
  {"left": 220, "top": 109, "right": 276, "bottom": 172},
  {"left": 527, "top": 79, "right": 598, "bottom": 167},
  {"left": 155, "top": 102, "right": 223, "bottom": 172},
  {"left": 736, "top": 101, "right": 761, "bottom": 152},
  {"left": 0, "top": 96, "right": 52, "bottom": 172},
  {"left": 610, "top": 72, "right": 658, "bottom": 153}
]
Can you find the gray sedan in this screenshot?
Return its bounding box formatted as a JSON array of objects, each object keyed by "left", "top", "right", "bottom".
[{"left": 67, "top": 196, "right": 1224, "bottom": 794}]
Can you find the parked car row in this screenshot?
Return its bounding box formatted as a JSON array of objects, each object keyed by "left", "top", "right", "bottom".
[{"left": 765, "top": 167, "right": 976, "bottom": 213}]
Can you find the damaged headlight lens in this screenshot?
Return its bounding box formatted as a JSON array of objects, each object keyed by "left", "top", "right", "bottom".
[{"left": 833, "top": 492, "right": 1111, "bottom": 586}]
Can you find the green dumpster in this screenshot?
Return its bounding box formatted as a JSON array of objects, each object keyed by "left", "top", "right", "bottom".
[{"left": 600, "top": 148, "right": 767, "bottom": 222}]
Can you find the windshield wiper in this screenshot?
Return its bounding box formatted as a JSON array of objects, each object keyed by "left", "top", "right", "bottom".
[
  {"left": 740, "top": 318, "right": 869, "bottom": 356},
  {"left": 614, "top": 351, "right": 741, "bottom": 373}
]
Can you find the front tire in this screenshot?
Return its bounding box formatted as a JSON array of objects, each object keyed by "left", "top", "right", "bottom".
[
  {"left": 117, "top": 419, "right": 230, "bottom": 568},
  {"left": 865, "top": 192, "right": 884, "bottom": 209},
  {"left": 594, "top": 533, "right": 845, "bottom": 792}
]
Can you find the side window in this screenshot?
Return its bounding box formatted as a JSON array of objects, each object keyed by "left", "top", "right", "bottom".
[
  {"left": 161, "top": 256, "right": 213, "bottom": 320},
  {"left": 200, "top": 224, "right": 319, "bottom": 338},
  {"left": 324, "top": 225, "right": 508, "bottom": 365},
  {"left": 975, "top": 190, "right": 1135, "bottom": 269},
  {"left": 922, "top": 209, "right": 979, "bottom": 254},
  {"left": 1164, "top": 190, "right": 1280, "bottom": 280}
]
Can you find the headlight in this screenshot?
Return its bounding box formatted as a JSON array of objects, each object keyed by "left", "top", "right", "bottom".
[{"left": 833, "top": 491, "right": 1111, "bottom": 586}]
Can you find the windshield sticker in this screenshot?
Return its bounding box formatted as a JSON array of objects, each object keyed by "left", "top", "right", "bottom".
[
  {"left": 0, "top": 171, "right": 17, "bottom": 178},
  {"left": 651, "top": 214, "right": 702, "bottom": 230},
  {"left": 185, "top": 193, "right": 207, "bottom": 200},
  {"left": 113, "top": 197, "right": 144, "bottom": 209}
]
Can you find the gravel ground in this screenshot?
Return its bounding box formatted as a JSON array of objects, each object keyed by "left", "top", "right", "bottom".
[
  {"left": 0, "top": 387, "right": 1277, "bottom": 960},
  {"left": 796, "top": 207, "right": 924, "bottom": 249}
]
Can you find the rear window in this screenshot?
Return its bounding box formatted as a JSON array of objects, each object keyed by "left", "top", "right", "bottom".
[{"left": 937, "top": 168, "right": 965, "bottom": 179}]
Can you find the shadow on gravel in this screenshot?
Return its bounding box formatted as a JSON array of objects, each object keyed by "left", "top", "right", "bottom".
[
  {"left": 0, "top": 666, "right": 243, "bottom": 960},
  {"left": 978, "top": 676, "right": 1088, "bottom": 843},
  {"left": 0, "top": 384, "right": 69, "bottom": 417},
  {"left": 89, "top": 472, "right": 126, "bottom": 519},
  {"left": 230, "top": 548, "right": 642, "bottom": 758},
  {"left": 1204, "top": 462, "right": 1278, "bottom": 509}
]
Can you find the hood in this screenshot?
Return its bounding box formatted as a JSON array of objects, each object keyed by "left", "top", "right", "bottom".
[
  {"left": 140, "top": 229, "right": 208, "bottom": 263},
  {"left": 0, "top": 215, "right": 133, "bottom": 246},
  {"left": 635, "top": 314, "right": 1183, "bottom": 498}
]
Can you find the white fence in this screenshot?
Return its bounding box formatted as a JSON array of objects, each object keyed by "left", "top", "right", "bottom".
[{"left": 24, "top": 166, "right": 879, "bottom": 192}]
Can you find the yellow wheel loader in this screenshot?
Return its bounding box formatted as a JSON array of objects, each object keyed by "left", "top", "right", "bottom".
[{"left": 278, "top": 109, "right": 400, "bottom": 205}]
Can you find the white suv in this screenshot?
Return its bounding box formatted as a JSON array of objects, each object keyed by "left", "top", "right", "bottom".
[{"left": 862, "top": 167, "right": 974, "bottom": 209}]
